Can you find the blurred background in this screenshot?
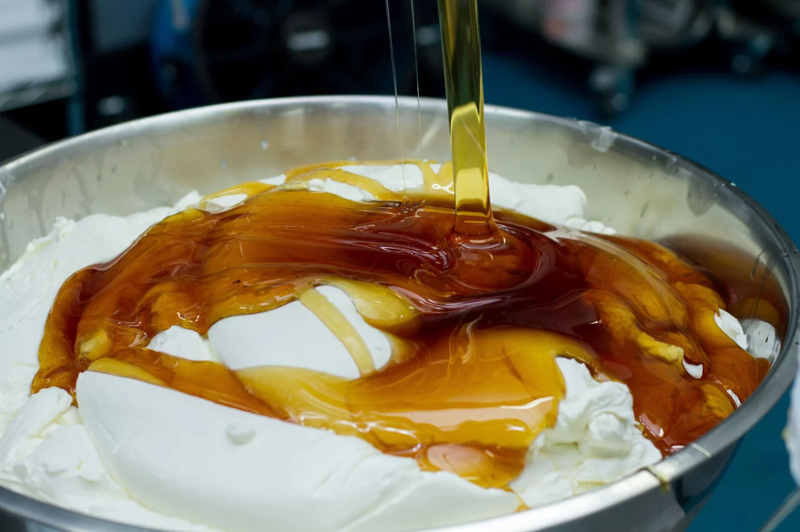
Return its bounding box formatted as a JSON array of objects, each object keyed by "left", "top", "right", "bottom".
[{"left": 1, "top": 0, "right": 799, "bottom": 530}]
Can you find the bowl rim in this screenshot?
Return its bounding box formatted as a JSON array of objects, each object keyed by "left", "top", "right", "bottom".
[{"left": 0, "top": 95, "right": 797, "bottom": 532}]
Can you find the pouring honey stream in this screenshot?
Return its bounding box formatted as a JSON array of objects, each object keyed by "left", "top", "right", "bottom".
[{"left": 31, "top": 0, "right": 775, "bottom": 497}]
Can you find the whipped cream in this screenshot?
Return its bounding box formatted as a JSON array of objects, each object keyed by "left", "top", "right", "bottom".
[
  {"left": 511, "top": 358, "right": 661, "bottom": 507},
  {"left": 0, "top": 207, "right": 177, "bottom": 436},
  {"left": 715, "top": 309, "right": 748, "bottom": 350},
  {"left": 77, "top": 371, "right": 518, "bottom": 532},
  {"left": 0, "top": 388, "right": 213, "bottom": 531},
  {"left": 0, "top": 163, "right": 754, "bottom": 531},
  {"left": 0, "top": 204, "right": 215, "bottom": 531},
  {"left": 205, "top": 285, "right": 393, "bottom": 379}
]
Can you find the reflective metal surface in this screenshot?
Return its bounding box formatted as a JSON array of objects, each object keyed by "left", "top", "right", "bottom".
[{"left": 0, "top": 96, "right": 797, "bottom": 532}]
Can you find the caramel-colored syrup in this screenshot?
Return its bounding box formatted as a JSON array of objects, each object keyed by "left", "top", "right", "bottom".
[
  {"left": 34, "top": 161, "right": 772, "bottom": 490},
  {"left": 439, "top": 0, "right": 492, "bottom": 236},
  {"left": 437, "top": 0, "right": 537, "bottom": 297}
]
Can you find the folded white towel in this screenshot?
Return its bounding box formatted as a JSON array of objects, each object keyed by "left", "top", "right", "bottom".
[
  {"left": 0, "top": 0, "right": 60, "bottom": 42},
  {"left": 790, "top": 366, "right": 800, "bottom": 485},
  {"left": 0, "top": 36, "right": 68, "bottom": 91},
  {"left": 0, "top": 0, "right": 68, "bottom": 91}
]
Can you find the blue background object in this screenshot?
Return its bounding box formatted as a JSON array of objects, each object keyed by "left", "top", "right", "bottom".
[{"left": 482, "top": 50, "right": 800, "bottom": 531}]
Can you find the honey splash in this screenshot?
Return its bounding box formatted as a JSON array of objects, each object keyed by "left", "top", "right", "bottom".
[{"left": 33, "top": 161, "right": 771, "bottom": 490}]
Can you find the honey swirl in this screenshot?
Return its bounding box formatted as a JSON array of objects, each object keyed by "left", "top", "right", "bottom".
[{"left": 33, "top": 161, "right": 771, "bottom": 489}]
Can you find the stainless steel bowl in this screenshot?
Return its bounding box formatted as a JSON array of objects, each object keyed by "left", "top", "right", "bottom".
[{"left": 0, "top": 96, "right": 797, "bottom": 532}]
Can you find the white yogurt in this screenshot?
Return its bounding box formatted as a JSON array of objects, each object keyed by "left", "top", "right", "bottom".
[{"left": 0, "top": 163, "right": 761, "bottom": 531}]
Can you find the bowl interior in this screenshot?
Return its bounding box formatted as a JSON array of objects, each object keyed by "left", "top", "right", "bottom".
[{"left": 0, "top": 96, "right": 797, "bottom": 532}]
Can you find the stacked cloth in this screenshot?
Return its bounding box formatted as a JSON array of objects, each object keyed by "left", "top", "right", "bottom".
[
  {"left": 0, "top": 0, "right": 68, "bottom": 92},
  {"left": 790, "top": 355, "right": 800, "bottom": 484}
]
